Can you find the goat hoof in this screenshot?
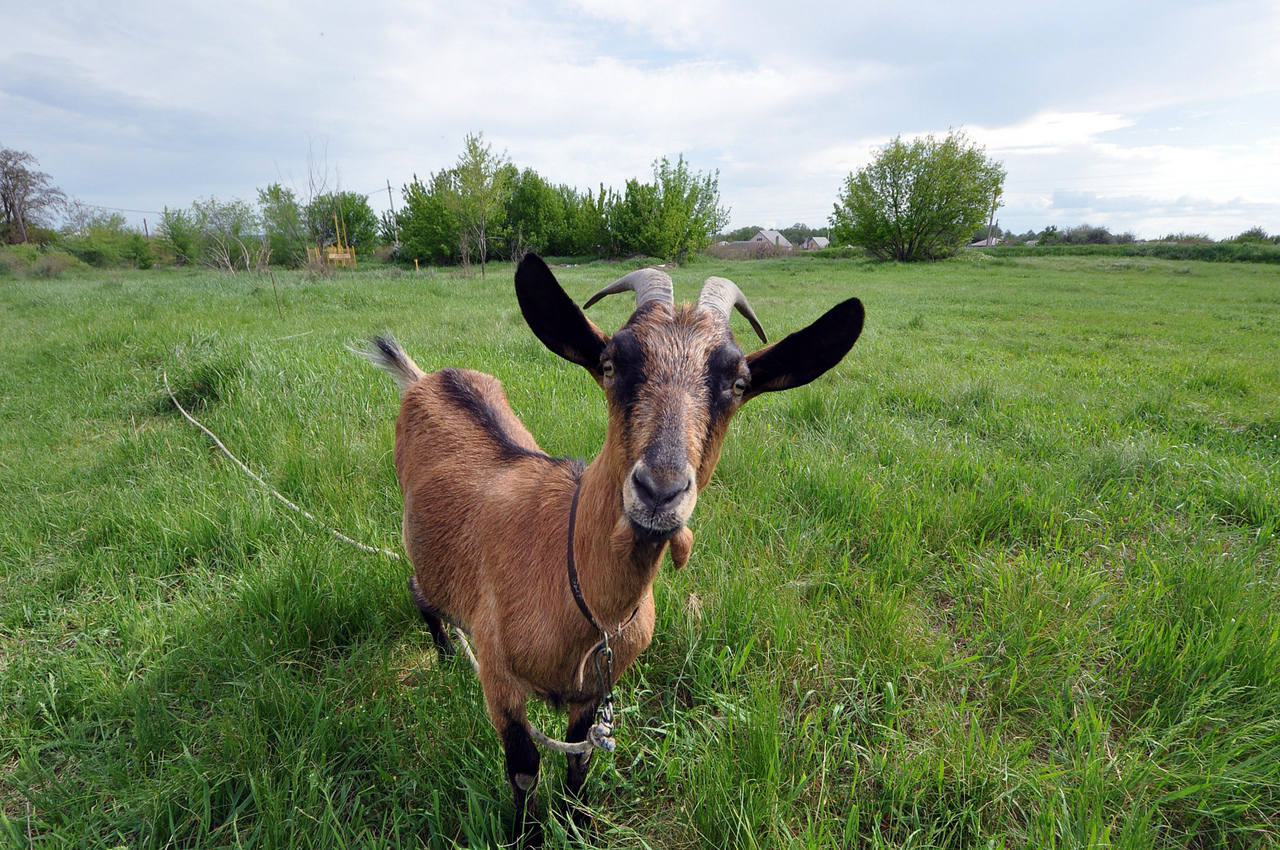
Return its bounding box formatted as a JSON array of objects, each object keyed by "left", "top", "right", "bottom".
[
  {"left": 511, "top": 816, "right": 544, "bottom": 848},
  {"left": 568, "top": 802, "right": 595, "bottom": 832}
]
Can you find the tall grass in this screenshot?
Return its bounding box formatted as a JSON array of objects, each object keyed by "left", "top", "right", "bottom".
[{"left": 2, "top": 255, "right": 1278, "bottom": 847}]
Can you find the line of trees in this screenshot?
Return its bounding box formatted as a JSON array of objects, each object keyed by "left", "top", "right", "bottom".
[
  {"left": 2, "top": 136, "right": 729, "bottom": 274},
  {"left": 7, "top": 135, "right": 1277, "bottom": 276},
  {"left": 392, "top": 133, "right": 729, "bottom": 271},
  {"left": 156, "top": 188, "right": 379, "bottom": 274},
  {"left": 718, "top": 223, "right": 830, "bottom": 244}
]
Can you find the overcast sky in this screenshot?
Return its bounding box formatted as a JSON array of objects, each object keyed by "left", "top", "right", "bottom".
[{"left": 4, "top": 0, "right": 1279, "bottom": 240}]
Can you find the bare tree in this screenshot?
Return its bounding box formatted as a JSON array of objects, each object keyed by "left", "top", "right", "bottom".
[
  {"left": 0, "top": 145, "right": 67, "bottom": 244},
  {"left": 190, "top": 196, "right": 264, "bottom": 275}
]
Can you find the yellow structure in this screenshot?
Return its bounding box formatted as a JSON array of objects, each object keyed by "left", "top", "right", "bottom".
[{"left": 305, "top": 213, "right": 358, "bottom": 268}]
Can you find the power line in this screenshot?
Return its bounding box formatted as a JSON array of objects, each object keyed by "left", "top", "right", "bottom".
[{"left": 73, "top": 202, "right": 166, "bottom": 215}]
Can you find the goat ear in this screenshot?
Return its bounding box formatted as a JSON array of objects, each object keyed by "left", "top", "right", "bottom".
[
  {"left": 743, "top": 298, "right": 864, "bottom": 399},
  {"left": 515, "top": 253, "right": 609, "bottom": 373}
]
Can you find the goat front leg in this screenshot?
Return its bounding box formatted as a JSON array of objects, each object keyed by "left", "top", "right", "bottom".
[
  {"left": 483, "top": 676, "right": 541, "bottom": 842},
  {"left": 564, "top": 698, "right": 600, "bottom": 828}
]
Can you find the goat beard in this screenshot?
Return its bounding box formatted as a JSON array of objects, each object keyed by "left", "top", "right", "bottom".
[{"left": 610, "top": 518, "right": 693, "bottom": 569}]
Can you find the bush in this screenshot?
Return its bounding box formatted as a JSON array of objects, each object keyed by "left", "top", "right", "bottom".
[
  {"left": 830, "top": 130, "right": 1005, "bottom": 261},
  {"left": 63, "top": 228, "right": 123, "bottom": 267},
  {"left": 127, "top": 233, "right": 155, "bottom": 269},
  {"left": 1158, "top": 232, "right": 1214, "bottom": 244},
  {"left": 1059, "top": 223, "right": 1118, "bottom": 245},
  {"left": 0, "top": 243, "right": 40, "bottom": 275},
  {"left": 59, "top": 209, "right": 153, "bottom": 269},
  {"left": 0, "top": 253, "right": 23, "bottom": 276},
  {"left": 1231, "top": 227, "right": 1278, "bottom": 245},
  {"left": 987, "top": 241, "right": 1280, "bottom": 264},
  {"left": 707, "top": 240, "right": 792, "bottom": 260},
  {"left": 157, "top": 207, "right": 199, "bottom": 266},
  {"left": 30, "top": 251, "right": 80, "bottom": 277}
]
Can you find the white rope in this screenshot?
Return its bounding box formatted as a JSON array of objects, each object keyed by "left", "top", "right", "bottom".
[
  {"left": 163, "top": 372, "right": 402, "bottom": 561},
  {"left": 163, "top": 371, "right": 603, "bottom": 755}
]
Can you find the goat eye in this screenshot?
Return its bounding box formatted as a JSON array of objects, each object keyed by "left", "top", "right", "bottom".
[
  {"left": 732, "top": 377, "right": 748, "bottom": 397},
  {"left": 601, "top": 359, "right": 615, "bottom": 378}
]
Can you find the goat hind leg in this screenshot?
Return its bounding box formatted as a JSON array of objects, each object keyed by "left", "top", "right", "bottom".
[{"left": 408, "top": 575, "right": 454, "bottom": 658}]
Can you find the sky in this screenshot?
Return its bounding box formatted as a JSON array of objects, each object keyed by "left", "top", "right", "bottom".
[{"left": 3, "top": 0, "right": 1279, "bottom": 241}]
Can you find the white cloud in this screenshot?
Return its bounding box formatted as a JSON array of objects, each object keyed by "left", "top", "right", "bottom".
[{"left": 3, "top": 0, "right": 1278, "bottom": 238}]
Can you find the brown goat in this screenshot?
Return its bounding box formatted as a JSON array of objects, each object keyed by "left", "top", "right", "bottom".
[{"left": 360, "top": 253, "right": 863, "bottom": 837}]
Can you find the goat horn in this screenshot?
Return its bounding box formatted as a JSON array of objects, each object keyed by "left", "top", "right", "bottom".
[
  {"left": 583, "top": 268, "right": 674, "bottom": 310},
  {"left": 698, "top": 277, "right": 767, "bottom": 343}
]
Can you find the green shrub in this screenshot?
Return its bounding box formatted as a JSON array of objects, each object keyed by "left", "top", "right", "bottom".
[
  {"left": 0, "top": 253, "right": 22, "bottom": 276},
  {"left": 60, "top": 211, "right": 153, "bottom": 268},
  {"left": 986, "top": 241, "right": 1280, "bottom": 264},
  {"left": 29, "top": 251, "right": 80, "bottom": 278},
  {"left": 810, "top": 245, "right": 866, "bottom": 260},
  {"left": 0, "top": 243, "right": 40, "bottom": 275},
  {"left": 125, "top": 233, "right": 155, "bottom": 269},
  {"left": 63, "top": 229, "right": 123, "bottom": 267}
]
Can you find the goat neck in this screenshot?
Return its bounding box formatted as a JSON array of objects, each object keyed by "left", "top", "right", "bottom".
[{"left": 570, "top": 441, "right": 687, "bottom": 632}]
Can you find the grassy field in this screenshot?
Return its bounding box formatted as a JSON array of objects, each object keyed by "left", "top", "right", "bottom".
[{"left": 1, "top": 254, "right": 1278, "bottom": 848}]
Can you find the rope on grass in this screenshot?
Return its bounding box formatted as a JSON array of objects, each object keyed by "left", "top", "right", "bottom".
[
  {"left": 163, "top": 371, "right": 401, "bottom": 560},
  {"left": 163, "top": 371, "right": 601, "bottom": 755}
]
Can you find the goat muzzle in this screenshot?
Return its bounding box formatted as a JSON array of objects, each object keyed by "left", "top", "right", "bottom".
[{"left": 622, "top": 459, "right": 697, "bottom": 541}]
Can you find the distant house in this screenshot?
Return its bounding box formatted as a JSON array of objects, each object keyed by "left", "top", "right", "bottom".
[
  {"left": 967, "top": 236, "right": 1004, "bottom": 247},
  {"left": 750, "top": 230, "right": 793, "bottom": 249},
  {"left": 799, "top": 236, "right": 829, "bottom": 251}
]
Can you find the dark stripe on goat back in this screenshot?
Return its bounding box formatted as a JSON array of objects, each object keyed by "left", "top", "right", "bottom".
[{"left": 437, "top": 368, "right": 570, "bottom": 466}]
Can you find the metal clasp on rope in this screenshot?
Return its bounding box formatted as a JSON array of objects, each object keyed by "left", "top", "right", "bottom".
[{"left": 587, "top": 637, "right": 617, "bottom": 752}]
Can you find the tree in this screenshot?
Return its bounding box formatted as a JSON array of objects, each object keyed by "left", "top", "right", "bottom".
[
  {"left": 612, "top": 177, "right": 663, "bottom": 257},
  {"left": 719, "top": 224, "right": 763, "bottom": 242},
  {"left": 1060, "top": 223, "right": 1118, "bottom": 245},
  {"left": 779, "top": 222, "right": 827, "bottom": 245},
  {"left": 505, "top": 168, "right": 565, "bottom": 258},
  {"left": 611, "top": 155, "right": 729, "bottom": 262},
  {"left": 258, "top": 183, "right": 308, "bottom": 267},
  {"left": 396, "top": 171, "right": 461, "bottom": 266},
  {"left": 830, "top": 130, "right": 1005, "bottom": 261},
  {"left": 162, "top": 196, "right": 264, "bottom": 275},
  {"left": 446, "top": 132, "right": 512, "bottom": 276},
  {"left": 1232, "top": 226, "right": 1277, "bottom": 244},
  {"left": 557, "top": 184, "right": 615, "bottom": 257},
  {"left": 305, "top": 191, "right": 379, "bottom": 254},
  {"left": 1, "top": 145, "right": 67, "bottom": 244}
]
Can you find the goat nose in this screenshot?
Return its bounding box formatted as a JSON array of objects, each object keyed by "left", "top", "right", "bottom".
[{"left": 631, "top": 466, "right": 691, "bottom": 510}]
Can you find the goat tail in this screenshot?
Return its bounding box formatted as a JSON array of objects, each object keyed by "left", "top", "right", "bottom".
[{"left": 350, "top": 336, "right": 425, "bottom": 393}]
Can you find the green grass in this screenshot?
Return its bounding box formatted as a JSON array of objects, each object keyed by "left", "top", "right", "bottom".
[{"left": 2, "top": 254, "right": 1278, "bottom": 848}]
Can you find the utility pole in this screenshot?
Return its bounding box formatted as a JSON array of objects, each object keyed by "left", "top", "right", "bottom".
[
  {"left": 386, "top": 179, "right": 400, "bottom": 252},
  {"left": 986, "top": 192, "right": 998, "bottom": 246}
]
